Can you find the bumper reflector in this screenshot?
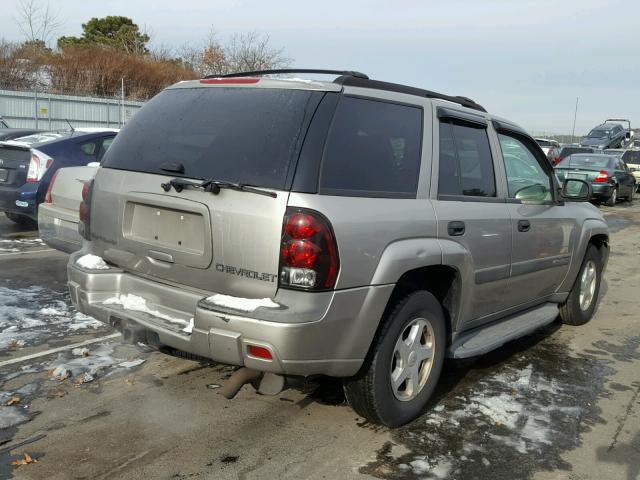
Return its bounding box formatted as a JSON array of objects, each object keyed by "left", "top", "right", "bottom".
[{"left": 248, "top": 345, "right": 272, "bottom": 360}]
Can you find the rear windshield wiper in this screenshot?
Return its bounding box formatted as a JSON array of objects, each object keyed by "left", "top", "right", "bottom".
[{"left": 161, "top": 177, "right": 277, "bottom": 198}]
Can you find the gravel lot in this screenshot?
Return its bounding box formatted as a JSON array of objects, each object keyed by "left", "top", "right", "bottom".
[{"left": 0, "top": 205, "right": 638, "bottom": 480}]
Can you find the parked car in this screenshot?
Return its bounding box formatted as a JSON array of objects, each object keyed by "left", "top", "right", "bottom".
[
  {"left": 549, "top": 144, "right": 595, "bottom": 165},
  {"left": 0, "top": 129, "right": 116, "bottom": 226},
  {"left": 0, "top": 116, "right": 43, "bottom": 140},
  {"left": 535, "top": 138, "right": 560, "bottom": 156},
  {"left": 581, "top": 123, "right": 627, "bottom": 149},
  {"left": 603, "top": 148, "right": 640, "bottom": 188},
  {"left": 67, "top": 69, "right": 609, "bottom": 427},
  {"left": 39, "top": 165, "right": 99, "bottom": 253},
  {"left": 0, "top": 129, "right": 44, "bottom": 141},
  {"left": 555, "top": 153, "right": 636, "bottom": 205}
]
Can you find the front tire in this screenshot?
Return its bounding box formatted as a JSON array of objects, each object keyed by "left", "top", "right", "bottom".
[
  {"left": 343, "top": 291, "right": 446, "bottom": 427},
  {"left": 559, "top": 245, "right": 602, "bottom": 326}
]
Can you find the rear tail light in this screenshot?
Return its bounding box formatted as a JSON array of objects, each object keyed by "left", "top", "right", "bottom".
[
  {"left": 554, "top": 156, "right": 561, "bottom": 165},
  {"left": 279, "top": 208, "right": 339, "bottom": 290},
  {"left": 79, "top": 179, "right": 94, "bottom": 240},
  {"left": 44, "top": 170, "right": 60, "bottom": 204},
  {"left": 26, "top": 149, "right": 53, "bottom": 183},
  {"left": 594, "top": 170, "right": 609, "bottom": 183}
]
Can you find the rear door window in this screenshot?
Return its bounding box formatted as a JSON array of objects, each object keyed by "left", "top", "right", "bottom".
[
  {"left": 78, "top": 140, "right": 101, "bottom": 163},
  {"left": 102, "top": 87, "right": 322, "bottom": 189},
  {"left": 319, "top": 96, "right": 422, "bottom": 198},
  {"left": 438, "top": 120, "right": 496, "bottom": 198}
]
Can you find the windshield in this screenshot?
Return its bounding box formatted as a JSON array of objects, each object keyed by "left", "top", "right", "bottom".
[
  {"left": 102, "top": 87, "right": 322, "bottom": 189},
  {"left": 559, "top": 155, "right": 614, "bottom": 169},
  {"left": 587, "top": 129, "right": 610, "bottom": 138},
  {"left": 536, "top": 139, "right": 552, "bottom": 147}
]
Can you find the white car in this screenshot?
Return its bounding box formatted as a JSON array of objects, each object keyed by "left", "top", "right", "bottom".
[
  {"left": 38, "top": 165, "right": 98, "bottom": 253},
  {"left": 535, "top": 138, "right": 560, "bottom": 156}
]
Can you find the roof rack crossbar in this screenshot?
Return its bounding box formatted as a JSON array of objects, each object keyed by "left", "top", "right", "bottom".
[{"left": 209, "top": 69, "right": 369, "bottom": 80}]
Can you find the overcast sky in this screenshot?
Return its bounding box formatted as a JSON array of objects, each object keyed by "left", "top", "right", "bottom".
[{"left": 2, "top": 0, "right": 638, "bottom": 134}]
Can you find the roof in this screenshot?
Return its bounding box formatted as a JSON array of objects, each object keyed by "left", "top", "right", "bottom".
[{"left": 179, "top": 69, "right": 487, "bottom": 112}]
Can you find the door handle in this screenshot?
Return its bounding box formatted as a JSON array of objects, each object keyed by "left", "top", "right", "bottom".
[
  {"left": 447, "top": 221, "right": 466, "bottom": 236},
  {"left": 518, "top": 220, "right": 531, "bottom": 232}
]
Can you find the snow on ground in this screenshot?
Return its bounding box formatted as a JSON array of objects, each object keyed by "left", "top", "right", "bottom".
[
  {"left": 75, "top": 254, "right": 109, "bottom": 270},
  {"left": 377, "top": 344, "right": 606, "bottom": 480},
  {"left": 0, "top": 285, "right": 107, "bottom": 351},
  {"left": 0, "top": 238, "right": 45, "bottom": 253},
  {"left": 205, "top": 294, "right": 279, "bottom": 312},
  {"left": 0, "top": 342, "right": 148, "bottom": 435}
]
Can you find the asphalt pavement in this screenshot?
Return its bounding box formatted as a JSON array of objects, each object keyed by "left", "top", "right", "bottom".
[{"left": 0, "top": 206, "right": 638, "bottom": 480}]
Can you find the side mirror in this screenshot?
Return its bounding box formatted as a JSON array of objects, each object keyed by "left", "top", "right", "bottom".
[
  {"left": 562, "top": 179, "right": 591, "bottom": 201},
  {"left": 515, "top": 183, "right": 551, "bottom": 202}
]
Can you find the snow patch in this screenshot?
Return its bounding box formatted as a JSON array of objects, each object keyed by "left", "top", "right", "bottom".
[
  {"left": 182, "top": 318, "right": 194, "bottom": 334},
  {"left": 103, "top": 294, "right": 189, "bottom": 325},
  {"left": 118, "top": 359, "right": 145, "bottom": 368},
  {"left": 205, "top": 294, "right": 279, "bottom": 312},
  {"left": 76, "top": 254, "right": 109, "bottom": 270},
  {"left": 0, "top": 406, "right": 30, "bottom": 429}
]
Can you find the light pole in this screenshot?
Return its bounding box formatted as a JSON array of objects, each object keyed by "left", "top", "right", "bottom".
[{"left": 571, "top": 97, "right": 579, "bottom": 144}]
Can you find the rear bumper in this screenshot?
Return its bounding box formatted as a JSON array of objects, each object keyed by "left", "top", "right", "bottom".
[
  {"left": 590, "top": 183, "right": 614, "bottom": 198},
  {"left": 0, "top": 183, "right": 39, "bottom": 219},
  {"left": 67, "top": 252, "right": 393, "bottom": 377},
  {"left": 38, "top": 203, "right": 81, "bottom": 253}
]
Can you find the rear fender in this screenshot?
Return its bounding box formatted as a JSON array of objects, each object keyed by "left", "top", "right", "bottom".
[{"left": 370, "top": 238, "right": 473, "bottom": 331}]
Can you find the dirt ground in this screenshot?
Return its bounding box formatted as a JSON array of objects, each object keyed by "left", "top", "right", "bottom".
[{"left": 0, "top": 202, "right": 638, "bottom": 480}]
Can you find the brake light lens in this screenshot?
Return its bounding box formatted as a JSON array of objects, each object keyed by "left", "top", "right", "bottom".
[
  {"left": 554, "top": 156, "right": 561, "bottom": 165},
  {"left": 26, "top": 149, "right": 53, "bottom": 183},
  {"left": 78, "top": 179, "right": 94, "bottom": 240},
  {"left": 594, "top": 170, "right": 609, "bottom": 183},
  {"left": 279, "top": 208, "right": 339, "bottom": 290},
  {"left": 44, "top": 170, "right": 60, "bottom": 204}
]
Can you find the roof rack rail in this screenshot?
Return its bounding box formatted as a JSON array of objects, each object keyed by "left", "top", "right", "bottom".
[
  {"left": 334, "top": 76, "right": 487, "bottom": 112},
  {"left": 209, "top": 69, "right": 369, "bottom": 79}
]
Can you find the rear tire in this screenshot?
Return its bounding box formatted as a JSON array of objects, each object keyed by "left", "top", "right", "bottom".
[
  {"left": 343, "top": 291, "right": 446, "bottom": 427},
  {"left": 604, "top": 187, "right": 617, "bottom": 206},
  {"left": 5, "top": 212, "right": 36, "bottom": 228},
  {"left": 559, "top": 245, "right": 602, "bottom": 326}
]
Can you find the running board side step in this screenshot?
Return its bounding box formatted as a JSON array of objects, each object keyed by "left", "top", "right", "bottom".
[{"left": 447, "top": 303, "right": 559, "bottom": 359}]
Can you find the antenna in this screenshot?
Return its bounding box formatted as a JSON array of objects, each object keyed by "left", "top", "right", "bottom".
[{"left": 65, "top": 119, "right": 75, "bottom": 132}]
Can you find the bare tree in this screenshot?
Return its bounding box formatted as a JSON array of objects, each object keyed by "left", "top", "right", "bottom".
[
  {"left": 15, "top": 0, "right": 63, "bottom": 46},
  {"left": 224, "top": 31, "right": 290, "bottom": 73}
]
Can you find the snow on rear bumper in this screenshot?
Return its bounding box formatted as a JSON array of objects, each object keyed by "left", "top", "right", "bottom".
[{"left": 67, "top": 252, "right": 393, "bottom": 377}]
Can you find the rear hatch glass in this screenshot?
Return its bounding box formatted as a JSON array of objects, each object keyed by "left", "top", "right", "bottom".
[
  {"left": 101, "top": 87, "right": 323, "bottom": 189},
  {"left": 558, "top": 156, "right": 614, "bottom": 170}
]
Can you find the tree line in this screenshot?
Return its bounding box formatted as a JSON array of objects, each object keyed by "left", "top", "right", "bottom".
[{"left": 0, "top": 0, "right": 289, "bottom": 100}]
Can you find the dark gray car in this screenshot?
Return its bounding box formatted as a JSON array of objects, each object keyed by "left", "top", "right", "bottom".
[
  {"left": 581, "top": 123, "right": 626, "bottom": 149},
  {"left": 66, "top": 70, "right": 609, "bottom": 426}
]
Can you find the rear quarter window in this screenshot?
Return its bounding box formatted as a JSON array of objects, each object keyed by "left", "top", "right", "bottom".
[{"left": 319, "top": 96, "right": 423, "bottom": 198}]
